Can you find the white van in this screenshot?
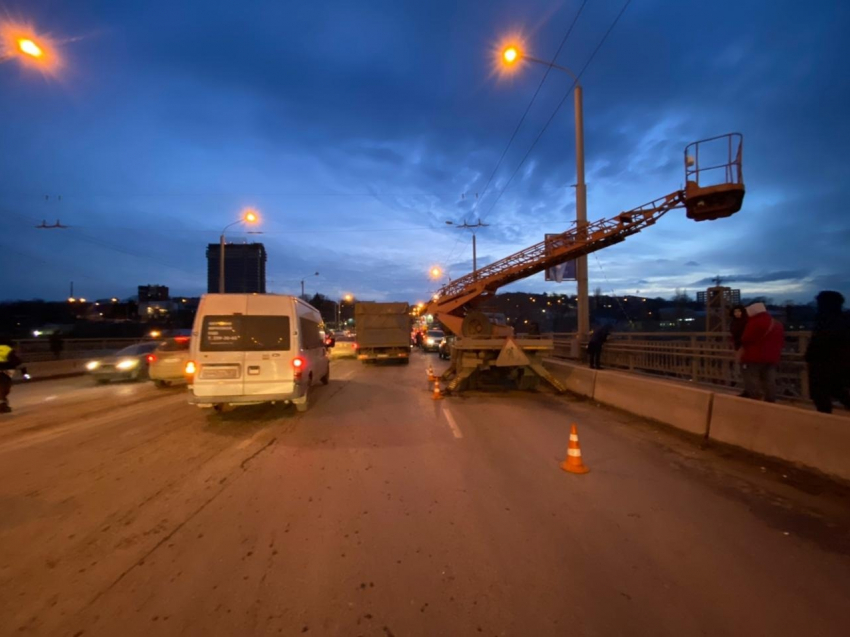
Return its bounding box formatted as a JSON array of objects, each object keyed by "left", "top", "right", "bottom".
[{"left": 187, "top": 294, "right": 330, "bottom": 412}]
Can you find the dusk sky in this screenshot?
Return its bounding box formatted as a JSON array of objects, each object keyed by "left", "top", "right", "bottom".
[{"left": 1, "top": 0, "right": 847, "bottom": 304}]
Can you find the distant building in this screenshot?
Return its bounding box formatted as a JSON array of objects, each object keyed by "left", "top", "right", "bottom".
[
  {"left": 138, "top": 285, "right": 170, "bottom": 302},
  {"left": 206, "top": 243, "right": 267, "bottom": 294},
  {"left": 698, "top": 286, "right": 741, "bottom": 333}
]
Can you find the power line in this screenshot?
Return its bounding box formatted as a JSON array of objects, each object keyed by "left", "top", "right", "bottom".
[
  {"left": 472, "top": 0, "right": 590, "bottom": 219},
  {"left": 480, "top": 0, "right": 633, "bottom": 222}
]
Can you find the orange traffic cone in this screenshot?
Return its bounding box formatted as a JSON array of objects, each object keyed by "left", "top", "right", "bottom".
[
  {"left": 560, "top": 424, "right": 589, "bottom": 474},
  {"left": 427, "top": 364, "right": 436, "bottom": 382},
  {"left": 432, "top": 380, "right": 443, "bottom": 400}
]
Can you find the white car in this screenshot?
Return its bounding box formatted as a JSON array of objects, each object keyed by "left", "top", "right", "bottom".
[
  {"left": 149, "top": 336, "right": 191, "bottom": 388},
  {"left": 187, "top": 293, "right": 329, "bottom": 413}
]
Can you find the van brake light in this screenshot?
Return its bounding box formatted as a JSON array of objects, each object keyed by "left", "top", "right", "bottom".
[
  {"left": 146, "top": 354, "right": 156, "bottom": 363},
  {"left": 185, "top": 361, "right": 197, "bottom": 375},
  {"left": 292, "top": 356, "right": 305, "bottom": 369}
]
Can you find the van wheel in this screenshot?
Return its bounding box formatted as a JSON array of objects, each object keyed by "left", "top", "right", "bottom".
[
  {"left": 321, "top": 369, "right": 329, "bottom": 385},
  {"left": 154, "top": 380, "right": 170, "bottom": 389},
  {"left": 295, "top": 386, "right": 309, "bottom": 413}
]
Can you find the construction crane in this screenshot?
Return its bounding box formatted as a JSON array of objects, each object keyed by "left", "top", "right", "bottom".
[{"left": 424, "top": 133, "right": 745, "bottom": 394}]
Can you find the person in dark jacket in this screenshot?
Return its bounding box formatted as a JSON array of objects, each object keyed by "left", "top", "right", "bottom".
[
  {"left": 0, "top": 337, "right": 24, "bottom": 413},
  {"left": 729, "top": 304, "right": 748, "bottom": 353},
  {"left": 729, "top": 303, "right": 749, "bottom": 396},
  {"left": 49, "top": 331, "right": 64, "bottom": 359},
  {"left": 740, "top": 302, "right": 785, "bottom": 402},
  {"left": 805, "top": 291, "right": 850, "bottom": 413},
  {"left": 587, "top": 324, "right": 611, "bottom": 370}
]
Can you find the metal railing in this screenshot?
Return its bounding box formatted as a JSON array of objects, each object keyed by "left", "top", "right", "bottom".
[
  {"left": 550, "top": 332, "right": 811, "bottom": 401},
  {"left": 12, "top": 338, "right": 153, "bottom": 362}
]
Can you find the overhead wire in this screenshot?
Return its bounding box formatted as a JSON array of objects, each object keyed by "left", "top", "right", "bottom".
[{"left": 480, "top": 0, "right": 633, "bottom": 223}]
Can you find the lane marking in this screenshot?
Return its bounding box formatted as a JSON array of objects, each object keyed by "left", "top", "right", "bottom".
[
  {"left": 338, "top": 370, "right": 356, "bottom": 380},
  {"left": 442, "top": 407, "right": 463, "bottom": 439}
]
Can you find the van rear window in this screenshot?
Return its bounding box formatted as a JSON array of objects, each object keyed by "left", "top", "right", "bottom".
[{"left": 201, "top": 316, "right": 291, "bottom": 352}]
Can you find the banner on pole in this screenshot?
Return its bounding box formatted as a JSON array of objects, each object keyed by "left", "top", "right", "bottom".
[{"left": 544, "top": 234, "right": 577, "bottom": 282}]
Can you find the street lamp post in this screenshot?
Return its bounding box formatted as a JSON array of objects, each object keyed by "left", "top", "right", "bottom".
[
  {"left": 300, "top": 272, "right": 319, "bottom": 299},
  {"left": 333, "top": 293, "right": 354, "bottom": 327},
  {"left": 501, "top": 45, "right": 590, "bottom": 341},
  {"left": 219, "top": 209, "right": 259, "bottom": 293}
]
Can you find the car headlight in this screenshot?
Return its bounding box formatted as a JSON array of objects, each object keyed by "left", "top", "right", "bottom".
[
  {"left": 116, "top": 359, "right": 139, "bottom": 371},
  {"left": 426, "top": 338, "right": 435, "bottom": 345},
  {"left": 86, "top": 361, "right": 100, "bottom": 371}
]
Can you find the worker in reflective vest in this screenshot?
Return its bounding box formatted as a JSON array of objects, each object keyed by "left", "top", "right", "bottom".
[{"left": 0, "top": 338, "right": 23, "bottom": 414}]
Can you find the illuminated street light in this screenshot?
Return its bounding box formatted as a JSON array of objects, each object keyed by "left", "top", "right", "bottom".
[
  {"left": 219, "top": 208, "right": 261, "bottom": 293},
  {"left": 497, "top": 35, "right": 590, "bottom": 341},
  {"left": 430, "top": 267, "right": 443, "bottom": 279},
  {"left": 17, "top": 38, "right": 43, "bottom": 58},
  {"left": 0, "top": 21, "right": 63, "bottom": 75}
]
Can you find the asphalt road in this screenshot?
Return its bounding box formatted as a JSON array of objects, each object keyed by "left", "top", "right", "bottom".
[{"left": 1, "top": 354, "right": 849, "bottom": 637}]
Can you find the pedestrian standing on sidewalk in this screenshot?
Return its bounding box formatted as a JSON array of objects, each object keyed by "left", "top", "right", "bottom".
[
  {"left": 740, "top": 302, "right": 785, "bottom": 402},
  {"left": 805, "top": 291, "right": 850, "bottom": 413},
  {"left": 0, "top": 336, "right": 24, "bottom": 414},
  {"left": 587, "top": 324, "right": 611, "bottom": 370},
  {"left": 49, "top": 331, "right": 64, "bottom": 360}
]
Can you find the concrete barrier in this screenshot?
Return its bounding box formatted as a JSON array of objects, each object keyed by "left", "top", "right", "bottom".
[
  {"left": 16, "top": 358, "right": 88, "bottom": 383},
  {"left": 543, "top": 359, "right": 596, "bottom": 397},
  {"left": 709, "top": 394, "right": 850, "bottom": 482},
  {"left": 592, "top": 370, "right": 713, "bottom": 437}
]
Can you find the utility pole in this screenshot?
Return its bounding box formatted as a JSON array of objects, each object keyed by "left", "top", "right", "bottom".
[
  {"left": 574, "top": 85, "right": 589, "bottom": 342},
  {"left": 446, "top": 219, "right": 489, "bottom": 278},
  {"left": 299, "top": 272, "right": 319, "bottom": 300}
]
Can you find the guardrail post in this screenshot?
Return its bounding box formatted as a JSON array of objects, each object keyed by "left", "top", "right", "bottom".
[
  {"left": 690, "top": 335, "right": 699, "bottom": 382},
  {"left": 798, "top": 334, "right": 810, "bottom": 400}
]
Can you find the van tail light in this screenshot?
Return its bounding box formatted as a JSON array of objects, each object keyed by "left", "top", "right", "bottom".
[
  {"left": 354, "top": 343, "right": 359, "bottom": 350},
  {"left": 185, "top": 361, "right": 197, "bottom": 376},
  {"left": 292, "top": 356, "right": 305, "bottom": 379},
  {"left": 146, "top": 354, "right": 156, "bottom": 363}
]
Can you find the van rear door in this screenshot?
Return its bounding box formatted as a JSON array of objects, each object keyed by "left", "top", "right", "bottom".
[
  {"left": 197, "top": 295, "right": 249, "bottom": 397},
  {"left": 243, "top": 295, "right": 295, "bottom": 397}
]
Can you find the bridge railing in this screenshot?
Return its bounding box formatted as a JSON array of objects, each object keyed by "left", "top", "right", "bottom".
[
  {"left": 12, "top": 338, "right": 154, "bottom": 362},
  {"left": 549, "top": 331, "right": 811, "bottom": 401}
]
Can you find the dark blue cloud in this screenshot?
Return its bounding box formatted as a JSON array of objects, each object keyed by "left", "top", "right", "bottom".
[{"left": 0, "top": 0, "right": 848, "bottom": 303}]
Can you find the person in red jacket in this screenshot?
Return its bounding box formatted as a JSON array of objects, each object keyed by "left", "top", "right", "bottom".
[{"left": 739, "top": 302, "right": 785, "bottom": 402}]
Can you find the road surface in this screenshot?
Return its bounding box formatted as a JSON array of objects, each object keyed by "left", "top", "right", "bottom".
[{"left": 1, "top": 354, "right": 849, "bottom": 636}]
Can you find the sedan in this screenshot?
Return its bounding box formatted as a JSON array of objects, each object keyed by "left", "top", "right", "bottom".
[
  {"left": 148, "top": 336, "right": 191, "bottom": 387},
  {"left": 422, "top": 329, "right": 444, "bottom": 353},
  {"left": 86, "top": 342, "right": 160, "bottom": 384},
  {"left": 329, "top": 334, "right": 358, "bottom": 359}
]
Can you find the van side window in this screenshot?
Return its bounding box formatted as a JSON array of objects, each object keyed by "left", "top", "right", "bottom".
[{"left": 299, "top": 317, "right": 323, "bottom": 350}]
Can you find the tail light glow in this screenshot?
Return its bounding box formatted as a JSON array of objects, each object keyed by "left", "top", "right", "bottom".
[
  {"left": 185, "top": 361, "right": 197, "bottom": 375},
  {"left": 146, "top": 354, "right": 156, "bottom": 363}
]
